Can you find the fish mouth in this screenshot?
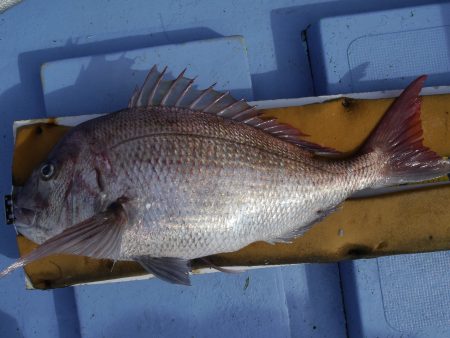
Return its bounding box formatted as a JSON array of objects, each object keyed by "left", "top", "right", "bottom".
[
  {"left": 14, "top": 207, "right": 37, "bottom": 230},
  {"left": 11, "top": 185, "right": 39, "bottom": 230}
]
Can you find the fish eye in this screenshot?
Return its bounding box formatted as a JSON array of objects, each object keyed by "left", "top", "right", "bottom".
[{"left": 40, "top": 163, "right": 55, "bottom": 180}]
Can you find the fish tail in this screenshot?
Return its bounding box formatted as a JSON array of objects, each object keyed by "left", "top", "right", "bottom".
[{"left": 360, "top": 75, "right": 450, "bottom": 187}]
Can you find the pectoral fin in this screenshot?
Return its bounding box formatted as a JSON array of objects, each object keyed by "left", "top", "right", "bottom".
[
  {"left": 0, "top": 200, "right": 127, "bottom": 278},
  {"left": 135, "top": 256, "right": 192, "bottom": 286}
]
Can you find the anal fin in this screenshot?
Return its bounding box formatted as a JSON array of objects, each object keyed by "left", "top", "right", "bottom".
[
  {"left": 136, "top": 256, "right": 192, "bottom": 285},
  {"left": 269, "top": 204, "right": 342, "bottom": 244},
  {"left": 199, "top": 257, "right": 244, "bottom": 274}
]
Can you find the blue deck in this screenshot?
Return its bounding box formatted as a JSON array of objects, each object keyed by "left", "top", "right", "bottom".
[
  {"left": 308, "top": 4, "right": 450, "bottom": 337},
  {"left": 1, "top": 1, "right": 449, "bottom": 337}
]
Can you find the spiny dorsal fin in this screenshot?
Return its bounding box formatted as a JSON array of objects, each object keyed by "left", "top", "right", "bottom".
[{"left": 129, "top": 65, "right": 340, "bottom": 155}]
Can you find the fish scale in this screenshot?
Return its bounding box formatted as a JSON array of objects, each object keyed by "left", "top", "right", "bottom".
[
  {"left": 2, "top": 68, "right": 449, "bottom": 285},
  {"left": 103, "top": 108, "right": 365, "bottom": 259}
]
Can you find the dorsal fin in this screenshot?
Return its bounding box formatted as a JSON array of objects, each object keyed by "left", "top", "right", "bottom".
[{"left": 128, "top": 65, "right": 340, "bottom": 155}]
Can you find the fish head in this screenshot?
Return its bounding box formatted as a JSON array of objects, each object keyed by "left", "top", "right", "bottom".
[{"left": 13, "top": 127, "right": 100, "bottom": 244}]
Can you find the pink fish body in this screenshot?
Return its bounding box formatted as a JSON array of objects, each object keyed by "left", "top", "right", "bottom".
[{"left": 2, "top": 67, "right": 449, "bottom": 285}]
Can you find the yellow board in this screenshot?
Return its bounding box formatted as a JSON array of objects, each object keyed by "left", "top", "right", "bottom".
[{"left": 13, "top": 95, "right": 450, "bottom": 289}]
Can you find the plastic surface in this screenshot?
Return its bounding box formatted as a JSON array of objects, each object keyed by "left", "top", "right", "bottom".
[
  {"left": 378, "top": 252, "right": 450, "bottom": 333},
  {"left": 307, "top": 3, "right": 450, "bottom": 337},
  {"left": 308, "top": 3, "right": 450, "bottom": 95},
  {"left": 0, "top": 0, "right": 446, "bottom": 337},
  {"left": 39, "top": 30, "right": 346, "bottom": 338},
  {"left": 341, "top": 257, "right": 450, "bottom": 338},
  {"left": 75, "top": 265, "right": 345, "bottom": 338},
  {"left": 42, "top": 37, "right": 253, "bottom": 116},
  {"left": 0, "top": 1, "right": 347, "bottom": 337}
]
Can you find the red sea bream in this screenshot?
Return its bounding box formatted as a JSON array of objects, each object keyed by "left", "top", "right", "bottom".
[{"left": 1, "top": 67, "right": 449, "bottom": 284}]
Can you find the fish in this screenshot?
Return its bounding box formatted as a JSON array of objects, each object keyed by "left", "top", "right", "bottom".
[{"left": 1, "top": 66, "right": 449, "bottom": 285}]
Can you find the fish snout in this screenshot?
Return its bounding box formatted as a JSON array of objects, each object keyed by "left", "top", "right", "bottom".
[
  {"left": 11, "top": 186, "right": 37, "bottom": 228},
  {"left": 14, "top": 207, "right": 37, "bottom": 229}
]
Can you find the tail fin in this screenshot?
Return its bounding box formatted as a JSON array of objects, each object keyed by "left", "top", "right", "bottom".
[{"left": 361, "top": 75, "right": 450, "bottom": 187}]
